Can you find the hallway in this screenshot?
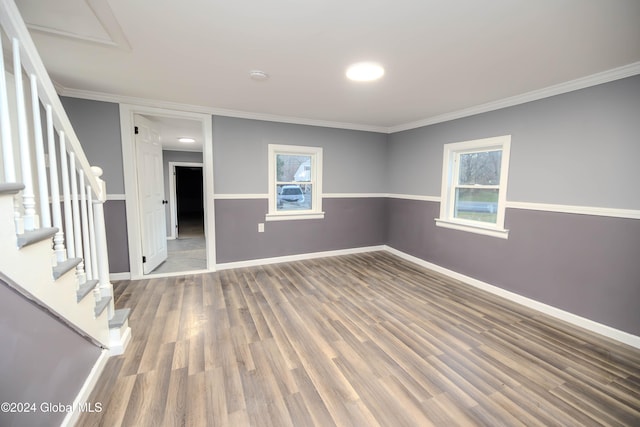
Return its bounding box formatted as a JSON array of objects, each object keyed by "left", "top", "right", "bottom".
[{"left": 151, "top": 215, "right": 206, "bottom": 274}]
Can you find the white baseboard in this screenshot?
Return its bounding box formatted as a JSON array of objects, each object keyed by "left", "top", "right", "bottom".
[
  {"left": 60, "top": 349, "right": 110, "bottom": 427},
  {"left": 384, "top": 246, "right": 640, "bottom": 350},
  {"left": 109, "top": 272, "right": 131, "bottom": 281},
  {"left": 107, "top": 244, "right": 640, "bottom": 349},
  {"left": 215, "top": 245, "right": 385, "bottom": 270}
]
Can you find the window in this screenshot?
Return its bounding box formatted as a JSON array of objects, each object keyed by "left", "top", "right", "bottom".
[
  {"left": 266, "top": 144, "right": 324, "bottom": 221},
  {"left": 436, "top": 135, "right": 511, "bottom": 238}
]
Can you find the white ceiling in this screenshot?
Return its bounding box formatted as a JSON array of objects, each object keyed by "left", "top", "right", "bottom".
[
  {"left": 142, "top": 115, "right": 203, "bottom": 152},
  {"left": 14, "top": 0, "right": 640, "bottom": 133}
]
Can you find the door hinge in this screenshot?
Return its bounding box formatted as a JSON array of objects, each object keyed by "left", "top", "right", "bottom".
[
  {"left": 134, "top": 126, "right": 139, "bottom": 135},
  {"left": 142, "top": 256, "right": 146, "bottom": 263}
]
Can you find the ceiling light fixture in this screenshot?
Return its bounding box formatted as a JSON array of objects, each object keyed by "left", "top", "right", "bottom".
[
  {"left": 178, "top": 137, "right": 195, "bottom": 143},
  {"left": 249, "top": 70, "right": 269, "bottom": 81},
  {"left": 346, "top": 62, "right": 384, "bottom": 82}
]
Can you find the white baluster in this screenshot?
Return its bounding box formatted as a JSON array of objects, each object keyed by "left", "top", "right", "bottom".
[
  {"left": 47, "top": 106, "right": 66, "bottom": 262},
  {"left": 79, "top": 172, "right": 92, "bottom": 280},
  {"left": 30, "top": 74, "right": 51, "bottom": 228},
  {"left": 0, "top": 39, "right": 23, "bottom": 234},
  {"left": 0, "top": 36, "right": 16, "bottom": 182},
  {"left": 69, "top": 153, "right": 85, "bottom": 284},
  {"left": 92, "top": 166, "right": 114, "bottom": 317},
  {"left": 12, "top": 38, "right": 37, "bottom": 231},
  {"left": 59, "top": 131, "right": 75, "bottom": 259},
  {"left": 87, "top": 185, "right": 98, "bottom": 280}
]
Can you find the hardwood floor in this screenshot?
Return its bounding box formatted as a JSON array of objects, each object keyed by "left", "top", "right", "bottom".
[{"left": 78, "top": 251, "right": 640, "bottom": 426}]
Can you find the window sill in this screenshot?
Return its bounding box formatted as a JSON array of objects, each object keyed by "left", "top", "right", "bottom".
[
  {"left": 435, "top": 218, "right": 509, "bottom": 239},
  {"left": 265, "top": 212, "right": 325, "bottom": 222}
]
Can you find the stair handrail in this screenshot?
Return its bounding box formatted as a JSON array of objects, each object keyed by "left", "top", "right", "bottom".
[
  {"left": 0, "top": 0, "right": 115, "bottom": 345},
  {"left": 0, "top": 0, "right": 103, "bottom": 201}
]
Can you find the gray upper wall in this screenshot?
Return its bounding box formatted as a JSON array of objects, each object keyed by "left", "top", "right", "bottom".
[
  {"left": 60, "top": 97, "right": 125, "bottom": 194},
  {"left": 388, "top": 75, "right": 640, "bottom": 210},
  {"left": 212, "top": 116, "right": 388, "bottom": 194},
  {"left": 62, "top": 74, "right": 640, "bottom": 209}
]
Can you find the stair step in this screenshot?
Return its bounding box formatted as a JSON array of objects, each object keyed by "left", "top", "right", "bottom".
[
  {"left": 52, "top": 258, "right": 81, "bottom": 280},
  {"left": 109, "top": 308, "right": 131, "bottom": 329},
  {"left": 17, "top": 227, "right": 58, "bottom": 249},
  {"left": 95, "top": 296, "right": 112, "bottom": 317},
  {"left": 0, "top": 183, "right": 24, "bottom": 195},
  {"left": 76, "top": 279, "right": 99, "bottom": 303}
]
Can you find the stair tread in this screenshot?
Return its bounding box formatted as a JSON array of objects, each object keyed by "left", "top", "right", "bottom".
[
  {"left": 53, "top": 258, "right": 81, "bottom": 280},
  {"left": 109, "top": 308, "right": 131, "bottom": 329},
  {"left": 17, "top": 227, "right": 58, "bottom": 249},
  {"left": 77, "top": 279, "right": 99, "bottom": 302},
  {"left": 95, "top": 296, "right": 112, "bottom": 317},
  {"left": 0, "top": 183, "right": 24, "bottom": 195}
]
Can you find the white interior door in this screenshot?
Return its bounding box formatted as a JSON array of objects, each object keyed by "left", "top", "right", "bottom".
[{"left": 135, "top": 115, "right": 167, "bottom": 274}]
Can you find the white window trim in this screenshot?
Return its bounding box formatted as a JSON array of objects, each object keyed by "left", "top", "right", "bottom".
[
  {"left": 436, "top": 135, "right": 511, "bottom": 239},
  {"left": 266, "top": 144, "right": 324, "bottom": 221}
]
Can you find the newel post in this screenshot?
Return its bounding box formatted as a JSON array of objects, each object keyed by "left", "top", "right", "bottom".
[{"left": 91, "top": 166, "right": 115, "bottom": 317}]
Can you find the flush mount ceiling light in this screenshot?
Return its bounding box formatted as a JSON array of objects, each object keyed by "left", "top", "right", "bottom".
[
  {"left": 178, "top": 137, "right": 195, "bottom": 143},
  {"left": 346, "top": 62, "right": 385, "bottom": 82},
  {"left": 249, "top": 70, "right": 269, "bottom": 81}
]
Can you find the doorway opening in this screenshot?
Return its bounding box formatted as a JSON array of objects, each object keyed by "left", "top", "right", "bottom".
[
  {"left": 119, "top": 104, "right": 216, "bottom": 279},
  {"left": 149, "top": 162, "right": 206, "bottom": 275},
  {"left": 175, "top": 165, "right": 204, "bottom": 238}
]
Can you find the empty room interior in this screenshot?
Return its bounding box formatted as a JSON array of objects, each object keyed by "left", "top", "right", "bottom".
[{"left": 1, "top": 1, "right": 639, "bottom": 426}]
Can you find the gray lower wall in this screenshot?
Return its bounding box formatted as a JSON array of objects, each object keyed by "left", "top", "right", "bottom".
[
  {"left": 215, "top": 197, "right": 387, "bottom": 263},
  {"left": 0, "top": 279, "right": 101, "bottom": 427},
  {"left": 387, "top": 198, "right": 640, "bottom": 336},
  {"left": 104, "top": 200, "right": 129, "bottom": 273}
]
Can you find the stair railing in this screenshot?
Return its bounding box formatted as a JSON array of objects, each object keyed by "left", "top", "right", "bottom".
[{"left": 0, "top": 0, "right": 115, "bottom": 321}]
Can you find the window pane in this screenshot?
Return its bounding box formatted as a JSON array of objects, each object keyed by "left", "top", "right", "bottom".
[
  {"left": 277, "top": 184, "right": 313, "bottom": 211},
  {"left": 277, "top": 154, "right": 312, "bottom": 182},
  {"left": 454, "top": 188, "right": 498, "bottom": 223},
  {"left": 458, "top": 150, "right": 501, "bottom": 185}
]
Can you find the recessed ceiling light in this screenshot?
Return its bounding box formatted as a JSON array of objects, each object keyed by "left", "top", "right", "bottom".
[
  {"left": 346, "top": 62, "right": 384, "bottom": 82},
  {"left": 178, "top": 137, "right": 195, "bottom": 143},
  {"left": 249, "top": 70, "right": 269, "bottom": 81}
]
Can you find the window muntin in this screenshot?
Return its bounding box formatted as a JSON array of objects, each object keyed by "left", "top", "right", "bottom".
[
  {"left": 437, "top": 135, "right": 511, "bottom": 238},
  {"left": 267, "top": 145, "right": 323, "bottom": 221}
]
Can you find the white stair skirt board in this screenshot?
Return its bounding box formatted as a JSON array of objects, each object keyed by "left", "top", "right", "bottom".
[
  {"left": 1, "top": 189, "right": 129, "bottom": 351},
  {"left": 60, "top": 349, "right": 110, "bottom": 427},
  {"left": 383, "top": 246, "right": 640, "bottom": 350}
]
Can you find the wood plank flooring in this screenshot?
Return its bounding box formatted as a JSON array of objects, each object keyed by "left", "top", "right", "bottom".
[{"left": 77, "top": 251, "right": 640, "bottom": 426}]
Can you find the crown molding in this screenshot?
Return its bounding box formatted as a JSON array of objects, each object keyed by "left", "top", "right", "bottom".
[
  {"left": 56, "top": 86, "right": 389, "bottom": 134},
  {"left": 57, "top": 62, "right": 640, "bottom": 135},
  {"left": 388, "top": 61, "right": 640, "bottom": 133}
]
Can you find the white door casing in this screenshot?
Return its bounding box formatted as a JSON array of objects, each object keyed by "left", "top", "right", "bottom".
[
  {"left": 134, "top": 115, "right": 167, "bottom": 274},
  {"left": 119, "top": 104, "right": 216, "bottom": 280}
]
